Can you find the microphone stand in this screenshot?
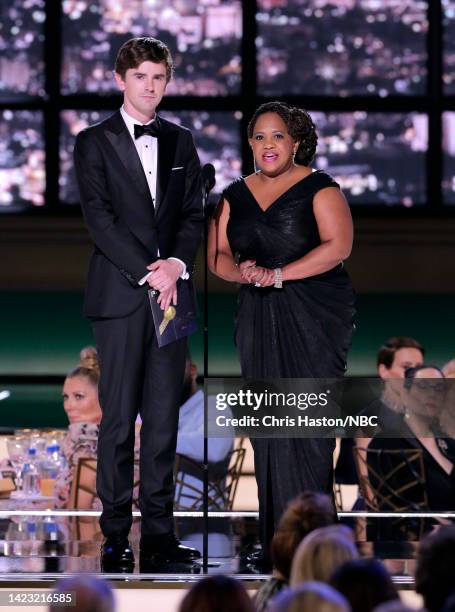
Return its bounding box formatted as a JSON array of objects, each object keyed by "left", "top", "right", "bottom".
[{"left": 202, "top": 173, "right": 215, "bottom": 574}]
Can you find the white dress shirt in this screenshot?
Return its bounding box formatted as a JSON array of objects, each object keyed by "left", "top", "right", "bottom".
[{"left": 119, "top": 106, "right": 188, "bottom": 284}]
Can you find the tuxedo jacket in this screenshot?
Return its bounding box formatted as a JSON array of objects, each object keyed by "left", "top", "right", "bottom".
[{"left": 74, "top": 111, "right": 203, "bottom": 319}]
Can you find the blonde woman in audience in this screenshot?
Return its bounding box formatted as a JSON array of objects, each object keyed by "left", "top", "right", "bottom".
[
  {"left": 290, "top": 524, "right": 358, "bottom": 586},
  {"left": 55, "top": 346, "right": 102, "bottom": 509},
  {"left": 55, "top": 347, "right": 139, "bottom": 509},
  {"left": 269, "top": 581, "right": 350, "bottom": 612}
]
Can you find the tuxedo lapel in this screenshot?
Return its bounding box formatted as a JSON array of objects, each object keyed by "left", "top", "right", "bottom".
[
  {"left": 103, "top": 112, "right": 155, "bottom": 212},
  {"left": 101, "top": 112, "right": 158, "bottom": 254},
  {"left": 156, "top": 120, "right": 178, "bottom": 214}
]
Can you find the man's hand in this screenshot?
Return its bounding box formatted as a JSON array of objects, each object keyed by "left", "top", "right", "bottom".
[
  {"left": 146, "top": 259, "right": 182, "bottom": 291},
  {"left": 157, "top": 285, "right": 178, "bottom": 311}
]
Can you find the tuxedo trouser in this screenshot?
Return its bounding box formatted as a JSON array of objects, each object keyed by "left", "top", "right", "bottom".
[{"left": 92, "top": 298, "right": 187, "bottom": 538}]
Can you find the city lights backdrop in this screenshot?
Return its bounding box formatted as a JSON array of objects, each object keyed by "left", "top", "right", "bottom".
[{"left": 0, "top": 0, "right": 454, "bottom": 211}]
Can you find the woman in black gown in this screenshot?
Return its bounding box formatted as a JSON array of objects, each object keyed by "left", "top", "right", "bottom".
[
  {"left": 208, "top": 102, "right": 355, "bottom": 565},
  {"left": 368, "top": 365, "right": 455, "bottom": 512}
]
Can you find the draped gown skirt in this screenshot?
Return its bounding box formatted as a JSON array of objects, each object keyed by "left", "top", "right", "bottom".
[{"left": 223, "top": 171, "right": 356, "bottom": 552}]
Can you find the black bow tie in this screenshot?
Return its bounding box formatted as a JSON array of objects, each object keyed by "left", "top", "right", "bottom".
[{"left": 134, "top": 122, "right": 160, "bottom": 139}]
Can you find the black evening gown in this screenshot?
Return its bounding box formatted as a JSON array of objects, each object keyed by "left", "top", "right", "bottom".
[{"left": 223, "top": 170, "right": 356, "bottom": 553}]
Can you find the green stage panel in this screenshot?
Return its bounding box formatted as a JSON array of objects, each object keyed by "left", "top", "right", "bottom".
[
  {"left": 0, "top": 384, "right": 66, "bottom": 429},
  {"left": 208, "top": 293, "right": 455, "bottom": 376},
  {"left": 0, "top": 291, "right": 454, "bottom": 377},
  {"left": 0, "top": 291, "right": 203, "bottom": 376}
]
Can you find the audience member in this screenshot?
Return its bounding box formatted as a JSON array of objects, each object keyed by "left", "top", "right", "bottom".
[
  {"left": 290, "top": 524, "right": 358, "bottom": 586},
  {"left": 50, "top": 575, "right": 115, "bottom": 612},
  {"left": 442, "top": 359, "right": 455, "bottom": 379},
  {"left": 358, "top": 336, "right": 424, "bottom": 440},
  {"left": 330, "top": 558, "right": 399, "bottom": 612},
  {"left": 55, "top": 347, "right": 104, "bottom": 508},
  {"left": 442, "top": 591, "right": 455, "bottom": 612},
  {"left": 178, "top": 575, "right": 255, "bottom": 612},
  {"left": 440, "top": 363, "right": 455, "bottom": 438},
  {"left": 373, "top": 602, "right": 418, "bottom": 612},
  {"left": 57, "top": 349, "right": 221, "bottom": 511},
  {"left": 175, "top": 353, "right": 233, "bottom": 509},
  {"left": 415, "top": 525, "right": 455, "bottom": 612},
  {"left": 255, "top": 491, "right": 337, "bottom": 612},
  {"left": 348, "top": 337, "right": 425, "bottom": 511},
  {"left": 269, "top": 581, "right": 350, "bottom": 612},
  {"left": 368, "top": 365, "right": 455, "bottom": 511}
]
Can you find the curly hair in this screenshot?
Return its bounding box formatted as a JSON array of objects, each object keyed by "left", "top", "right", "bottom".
[{"left": 247, "top": 101, "right": 318, "bottom": 166}]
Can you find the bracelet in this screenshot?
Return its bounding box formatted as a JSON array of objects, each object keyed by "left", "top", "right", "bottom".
[{"left": 273, "top": 268, "right": 283, "bottom": 289}]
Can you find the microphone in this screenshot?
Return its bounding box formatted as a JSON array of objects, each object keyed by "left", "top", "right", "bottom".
[{"left": 201, "top": 163, "right": 216, "bottom": 192}]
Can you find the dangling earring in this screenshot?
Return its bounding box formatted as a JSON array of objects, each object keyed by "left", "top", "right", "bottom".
[
  {"left": 292, "top": 147, "right": 297, "bottom": 164},
  {"left": 250, "top": 144, "right": 259, "bottom": 173}
]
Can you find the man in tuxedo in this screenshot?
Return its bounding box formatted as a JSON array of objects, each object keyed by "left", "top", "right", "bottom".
[{"left": 73, "top": 37, "right": 203, "bottom": 570}]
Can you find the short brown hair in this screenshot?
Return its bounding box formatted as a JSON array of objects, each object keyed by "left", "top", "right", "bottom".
[
  {"left": 377, "top": 336, "right": 424, "bottom": 369},
  {"left": 115, "top": 37, "right": 173, "bottom": 82},
  {"left": 271, "top": 492, "right": 337, "bottom": 581}
]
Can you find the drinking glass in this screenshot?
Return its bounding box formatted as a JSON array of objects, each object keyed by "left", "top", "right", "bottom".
[{"left": 6, "top": 436, "right": 29, "bottom": 490}]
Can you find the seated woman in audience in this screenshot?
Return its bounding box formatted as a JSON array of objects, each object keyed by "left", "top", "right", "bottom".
[
  {"left": 269, "top": 581, "right": 350, "bottom": 612},
  {"left": 178, "top": 575, "right": 255, "bottom": 612},
  {"left": 54, "top": 347, "right": 102, "bottom": 508},
  {"left": 330, "top": 558, "right": 399, "bottom": 612},
  {"left": 440, "top": 361, "right": 455, "bottom": 438},
  {"left": 55, "top": 347, "right": 139, "bottom": 509},
  {"left": 368, "top": 365, "right": 455, "bottom": 511},
  {"left": 290, "top": 524, "right": 358, "bottom": 587},
  {"left": 255, "top": 491, "right": 337, "bottom": 612}
]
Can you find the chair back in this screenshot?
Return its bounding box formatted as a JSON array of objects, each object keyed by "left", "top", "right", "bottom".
[
  {"left": 174, "top": 444, "right": 246, "bottom": 511},
  {"left": 353, "top": 446, "right": 428, "bottom": 512},
  {"left": 70, "top": 457, "right": 140, "bottom": 509}
]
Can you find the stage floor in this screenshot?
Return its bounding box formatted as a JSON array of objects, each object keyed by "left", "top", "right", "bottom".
[{"left": 1, "top": 510, "right": 452, "bottom": 584}]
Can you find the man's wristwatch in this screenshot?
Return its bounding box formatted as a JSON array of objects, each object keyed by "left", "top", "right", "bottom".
[{"left": 273, "top": 268, "right": 283, "bottom": 289}]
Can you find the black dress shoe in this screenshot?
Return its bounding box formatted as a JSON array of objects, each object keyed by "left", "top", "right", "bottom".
[
  {"left": 140, "top": 557, "right": 201, "bottom": 574},
  {"left": 140, "top": 532, "right": 201, "bottom": 564},
  {"left": 101, "top": 535, "right": 135, "bottom": 571}
]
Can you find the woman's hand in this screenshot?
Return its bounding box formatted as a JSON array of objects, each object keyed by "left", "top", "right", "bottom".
[
  {"left": 239, "top": 260, "right": 256, "bottom": 280},
  {"left": 240, "top": 262, "right": 275, "bottom": 286}
]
